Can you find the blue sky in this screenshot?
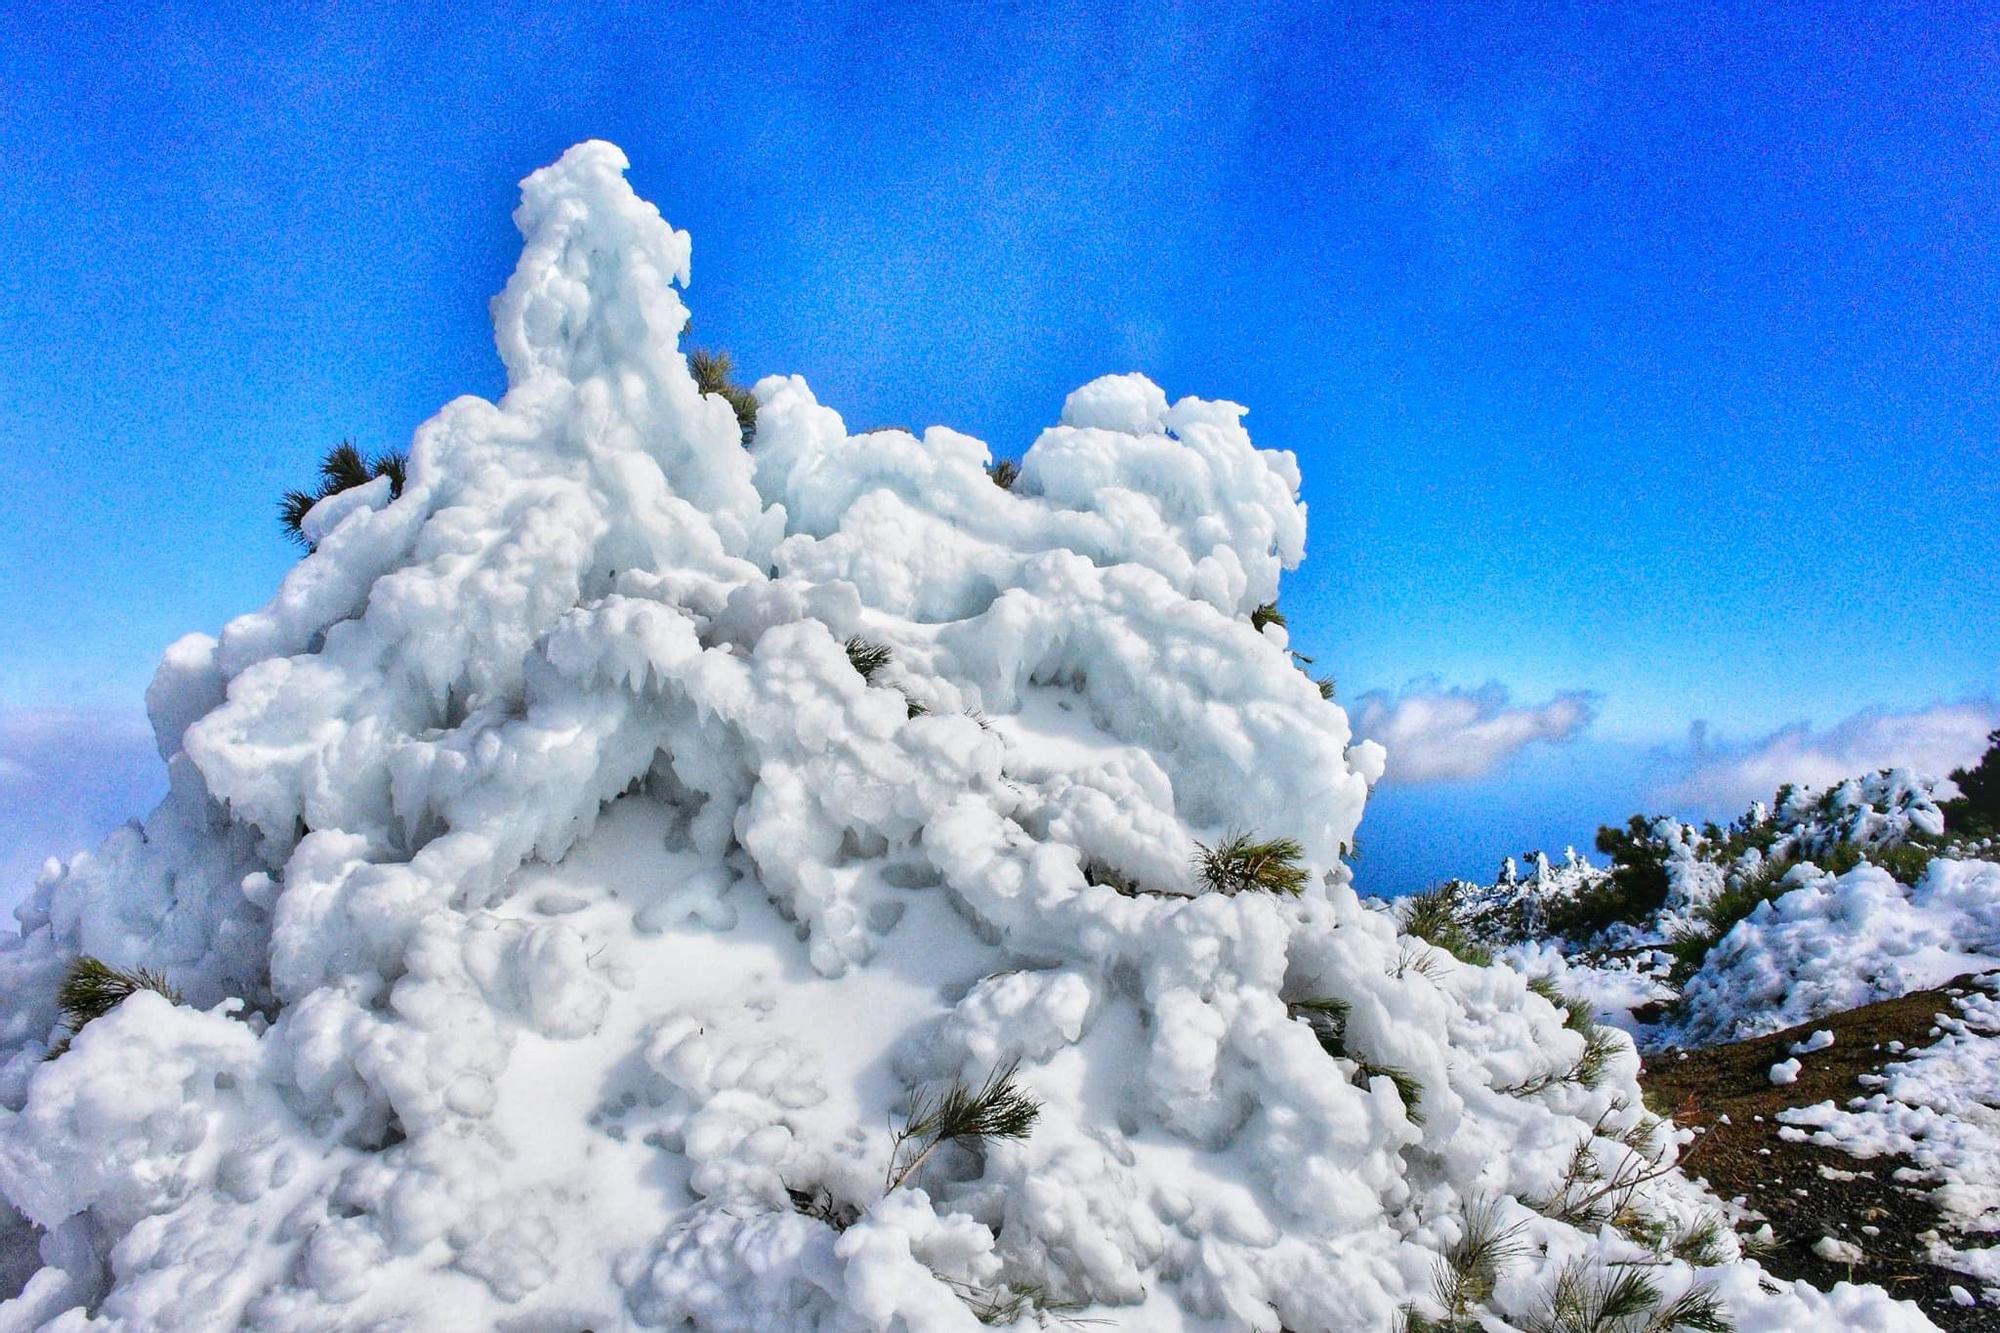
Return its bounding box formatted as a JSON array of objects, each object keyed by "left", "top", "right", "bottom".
[{"left": 2, "top": 2, "right": 1996, "bottom": 899}]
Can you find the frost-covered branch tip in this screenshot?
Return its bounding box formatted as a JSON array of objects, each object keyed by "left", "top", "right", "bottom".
[
  {"left": 886, "top": 1059, "right": 1042, "bottom": 1194},
  {"left": 1407, "top": 1197, "right": 1526, "bottom": 1331},
  {"left": 1195, "top": 833, "right": 1309, "bottom": 896},
  {"left": 280, "top": 441, "right": 407, "bottom": 548},
  {"left": 844, "top": 636, "right": 893, "bottom": 683},
  {"left": 1522, "top": 1258, "right": 1732, "bottom": 1333},
  {"left": 687, "top": 346, "right": 758, "bottom": 443},
  {"left": 47, "top": 956, "right": 183, "bottom": 1058}
]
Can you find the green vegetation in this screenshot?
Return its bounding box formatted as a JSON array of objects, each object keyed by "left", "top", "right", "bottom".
[
  {"left": 688, "top": 346, "right": 758, "bottom": 444},
  {"left": 843, "top": 636, "right": 893, "bottom": 683},
  {"left": 1667, "top": 833, "right": 1946, "bottom": 984},
  {"left": 1942, "top": 729, "right": 2000, "bottom": 838},
  {"left": 47, "top": 956, "right": 183, "bottom": 1058},
  {"left": 886, "top": 1059, "right": 1041, "bottom": 1193},
  {"left": 1290, "top": 995, "right": 1425, "bottom": 1123},
  {"left": 1194, "top": 833, "right": 1310, "bottom": 896},
  {"left": 1502, "top": 978, "right": 1620, "bottom": 1096},
  {"left": 1540, "top": 816, "right": 1672, "bottom": 940},
  {"left": 1250, "top": 601, "right": 1286, "bottom": 633},
  {"left": 1523, "top": 1262, "right": 1731, "bottom": 1333},
  {"left": 280, "top": 441, "right": 407, "bottom": 548},
  {"left": 1402, "top": 882, "right": 1493, "bottom": 966},
  {"left": 986, "top": 458, "right": 1019, "bottom": 489},
  {"left": 1404, "top": 1198, "right": 1526, "bottom": 1332}
]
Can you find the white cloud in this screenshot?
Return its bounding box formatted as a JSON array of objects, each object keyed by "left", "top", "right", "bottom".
[
  {"left": 1661, "top": 700, "right": 2000, "bottom": 813},
  {"left": 1351, "top": 682, "right": 1598, "bottom": 783},
  {"left": 0, "top": 708, "right": 163, "bottom": 912}
]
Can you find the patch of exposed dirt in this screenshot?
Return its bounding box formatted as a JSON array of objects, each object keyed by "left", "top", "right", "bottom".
[{"left": 1642, "top": 973, "right": 1999, "bottom": 1331}]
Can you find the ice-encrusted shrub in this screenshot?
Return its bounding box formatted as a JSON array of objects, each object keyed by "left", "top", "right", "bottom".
[
  {"left": 280, "top": 441, "right": 407, "bottom": 547},
  {"left": 1402, "top": 882, "right": 1495, "bottom": 966},
  {"left": 687, "top": 346, "right": 758, "bottom": 444},
  {"left": 1194, "top": 832, "right": 1310, "bottom": 896}
]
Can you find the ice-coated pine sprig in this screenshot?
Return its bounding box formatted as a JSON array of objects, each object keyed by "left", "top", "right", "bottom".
[{"left": 844, "top": 636, "right": 893, "bottom": 684}]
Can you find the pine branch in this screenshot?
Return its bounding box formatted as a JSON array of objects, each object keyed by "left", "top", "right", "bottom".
[
  {"left": 886, "top": 1059, "right": 1041, "bottom": 1193},
  {"left": 1194, "top": 833, "right": 1309, "bottom": 896},
  {"left": 845, "top": 636, "right": 893, "bottom": 683},
  {"left": 52, "top": 956, "right": 182, "bottom": 1055}
]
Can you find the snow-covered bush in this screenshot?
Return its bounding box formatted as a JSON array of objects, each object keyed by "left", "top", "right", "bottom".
[{"left": 0, "top": 142, "right": 1924, "bottom": 1331}]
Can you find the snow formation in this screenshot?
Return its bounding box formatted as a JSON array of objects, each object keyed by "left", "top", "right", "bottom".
[{"left": 0, "top": 143, "right": 1931, "bottom": 1330}]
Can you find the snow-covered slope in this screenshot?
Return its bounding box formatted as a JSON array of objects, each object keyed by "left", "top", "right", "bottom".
[
  {"left": 0, "top": 143, "right": 1927, "bottom": 1331},
  {"left": 1422, "top": 772, "right": 2000, "bottom": 1052}
]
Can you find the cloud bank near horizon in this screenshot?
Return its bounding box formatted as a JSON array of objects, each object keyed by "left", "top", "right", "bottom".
[
  {"left": 1351, "top": 681, "right": 1598, "bottom": 784},
  {"left": 1659, "top": 699, "right": 1999, "bottom": 814}
]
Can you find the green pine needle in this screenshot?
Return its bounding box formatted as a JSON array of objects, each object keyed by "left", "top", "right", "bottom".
[
  {"left": 987, "top": 458, "right": 1019, "bottom": 489},
  {"left": 844, "top": 636, "right": 893, "bottom": 683},
  {"left": 280, "top": 440, "right": 409, "bottom": 547},
  {"left": 318, "top": 441, "right": 373, "bottom": 491},
  {"left": 56, "top": 955, "right": 182, "bottom": 1039},
  {"left": 887, "top": 1059, "right": 1042, "bottom": 1193},
  {"left": 1194, "top": 833, "right": 1310, "bottom": 896},
  {"left": 688, "top": 346, "right": 758, "bottom": 442},
  {"left": 1250, "top": 601, "right": 1286, "bottom": 632},
  {"left": 1431, "top": 1197, "right": 1527, "bottom": 1320},
  {"left": 1653, "top": 1284, "right": 1734, "bottom": 1332}
]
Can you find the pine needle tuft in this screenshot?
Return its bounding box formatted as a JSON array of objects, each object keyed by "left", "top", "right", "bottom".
[
  {"left": 56, "top": 955, "right": 182, "bottom": 1041},
  {"left": 280, "top": 440, "right": 407, "bottom": 548},
  {"left": 1250, "top": 601, "right": 1286, "bottom": 632},
  {"left": 987, "top": 458, "right": 1019, "bottom": 489},
  {"left": 688, "top": 346, "right": 758, "bottom": 443},
  {"left": 844, "top": 636, "right": 893, "bottom": 683},
  {"left": 887, "top": 1059, "right": 1042, "bottom": 1193},
  {"left": 1430, "top": 1197, "right": 1527, "bottom": 1324},
  {"left": 1195, "top": 833, "right": 1310, "bottom": 896}
]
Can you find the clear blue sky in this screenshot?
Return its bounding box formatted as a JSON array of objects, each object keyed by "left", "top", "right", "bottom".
[{"left": 2, "top": 2, "right": 1995, "bottom": 896}]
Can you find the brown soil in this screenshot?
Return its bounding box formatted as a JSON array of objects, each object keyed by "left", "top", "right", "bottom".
[{"left": 1642, "top": 972, "right": 1999, "bottom": 1332}]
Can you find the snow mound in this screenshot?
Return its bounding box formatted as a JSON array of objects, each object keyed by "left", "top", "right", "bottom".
[
  {"left": 0, "top": 143, "right": 1927, "bottom": 1330},
  {"left": 1676, "top": 858, "right": 2000, "bottom": 1046}
]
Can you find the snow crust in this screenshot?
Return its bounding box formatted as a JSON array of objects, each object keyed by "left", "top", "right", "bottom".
[{"left": 0, "top": 143, "right": 1929, "bottom": 1331}]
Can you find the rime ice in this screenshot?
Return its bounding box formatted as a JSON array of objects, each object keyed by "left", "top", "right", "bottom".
[{"left": 0, "top": 143, "right": 1929, "bottom": 1331}]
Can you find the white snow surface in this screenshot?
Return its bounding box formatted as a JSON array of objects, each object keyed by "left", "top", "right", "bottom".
[{"left": 0, "top": 142, "right": 1930, "bottom": 1331}]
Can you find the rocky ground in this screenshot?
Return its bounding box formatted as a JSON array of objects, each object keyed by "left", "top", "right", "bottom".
[{"left": 1644, "top": 973, "right": 2000, "bottom": 1331}]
